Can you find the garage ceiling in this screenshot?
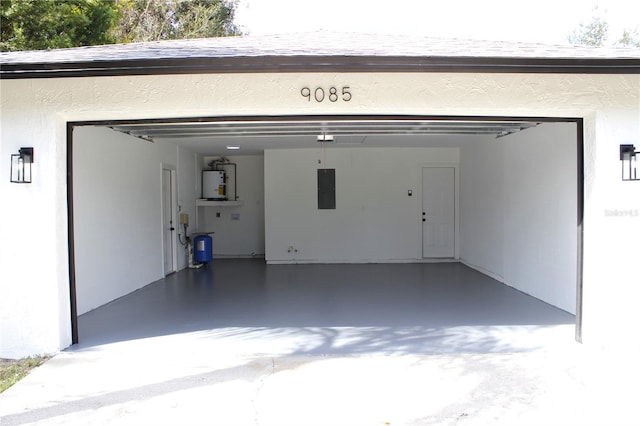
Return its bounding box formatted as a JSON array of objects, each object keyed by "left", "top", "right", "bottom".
[{"left": 110, "top": 118, "right": 539, "bottom": 156}]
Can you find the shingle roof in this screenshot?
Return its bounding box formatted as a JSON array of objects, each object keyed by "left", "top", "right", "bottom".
[{"left": 1, "top": 31, "right": 639, "bottom": 78}]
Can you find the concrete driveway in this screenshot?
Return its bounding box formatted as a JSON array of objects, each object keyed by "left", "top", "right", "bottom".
[{"left": 1, "top": 330, "right": 638, "bottom": 426}]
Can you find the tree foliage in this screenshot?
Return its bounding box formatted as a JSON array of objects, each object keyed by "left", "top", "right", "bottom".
[
  {"left": 1, "top": 0, "right": 241, "bottom": 52},
  {"left": 567, "top": 7, "right": 639, "bottom": 48},
  {"left": 113, "top": 0, "right": 240, "bottom": 43},
  {"left": 1, "top": 0, "right": 119, "bottom": 51},
  {"left": 618, "top": 29, "right": 640, "bottom": 48},
  {"left": 567, "top": 14, "right": 609, "bottom": 47}
]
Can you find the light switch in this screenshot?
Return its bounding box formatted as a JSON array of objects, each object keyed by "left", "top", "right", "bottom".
[{"left": 408, "top": 190, "right": 413, "bottom": 196}]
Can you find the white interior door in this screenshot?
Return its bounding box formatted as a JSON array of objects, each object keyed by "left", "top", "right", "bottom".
[
  {"left": 422, "top": 167, "right": 455, "bottom": 258},
  {"left": 162, "top": 168, "right": 175, "bottom": 275}
]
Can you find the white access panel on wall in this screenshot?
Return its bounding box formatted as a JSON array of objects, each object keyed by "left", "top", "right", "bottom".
[{"left": 422, "top": 167, "right": 455, "bottom": 258}]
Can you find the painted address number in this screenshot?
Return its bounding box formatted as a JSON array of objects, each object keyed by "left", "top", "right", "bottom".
[{"left": 301, "top": 86, "right": 352, "bottom": 102}]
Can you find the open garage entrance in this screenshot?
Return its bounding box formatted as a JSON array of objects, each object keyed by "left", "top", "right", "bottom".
[{"left": 68, "top": 115, "right": 582, "bottom": 354}]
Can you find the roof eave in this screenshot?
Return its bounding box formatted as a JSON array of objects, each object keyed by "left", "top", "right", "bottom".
[{"left": 2, "top": 55, "right": 640, "bottom": 79}]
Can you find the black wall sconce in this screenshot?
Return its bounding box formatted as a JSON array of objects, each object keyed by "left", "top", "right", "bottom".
[
  {"left": 620, "top": 144, "right": 639, "bottom": 181},
  {"left": 10, "top": 147, "right": 34, "bottom": 183}
]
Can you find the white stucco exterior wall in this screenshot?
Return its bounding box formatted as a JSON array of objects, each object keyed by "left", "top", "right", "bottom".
[
  {"left": 0, "top": 72, "right": 638, "bottom": 357},
  {"left": 0, "top": 99, "right": 70, "bottom": 359}
]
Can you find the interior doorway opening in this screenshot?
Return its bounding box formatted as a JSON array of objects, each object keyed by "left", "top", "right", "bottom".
[
  {"left": 161, "top": 167, "right": 177, "bottom": 276},
  {"left": 422, "top": 167, "right": 456, "bottom": 259}
]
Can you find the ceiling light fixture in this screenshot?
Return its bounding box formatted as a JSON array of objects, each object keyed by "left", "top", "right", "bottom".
[
  {"left": 317, "top": 134, "right": 334, "bottom": 142},
  {"left": 226, "top": 145, "right": 240, "bottom": 150}
]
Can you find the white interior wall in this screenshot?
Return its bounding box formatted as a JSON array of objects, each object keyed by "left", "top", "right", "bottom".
[
  {"left": 460, "top": 123, "right": 577, "bottom": 313},
  {"left": 264, "top": 146, "right": 459, "bottom": 263},
  {"left": 73, "top": 127, "right": 198, "bottom": 315},
  {"left": 177, "top": 147, "right": 199, "bottom": 270},
  {"left": 200, "top": 155, "right": 265, "bottom": 256},
  {"left": 503, "top": 123, "right": 578, "bottom": 314},
  {"left": 459, "top": 135, "right": 505, "bottom": 279}
]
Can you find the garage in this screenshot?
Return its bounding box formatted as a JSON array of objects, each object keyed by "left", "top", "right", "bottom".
[
  {"left": 2, "top": 32, "right": 638, "bottom": 358},
  {"left": 70, "top": 115, "right": 578, "bottom": 354}
]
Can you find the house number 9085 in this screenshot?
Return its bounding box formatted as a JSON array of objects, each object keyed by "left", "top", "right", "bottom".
[{"left": 301, "top": 86, "right": 352, "bottom": 102}]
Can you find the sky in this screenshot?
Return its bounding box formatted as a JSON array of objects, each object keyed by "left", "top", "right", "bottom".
[{"left": 235, "top": 0, "right": 640, "bottom": 46}]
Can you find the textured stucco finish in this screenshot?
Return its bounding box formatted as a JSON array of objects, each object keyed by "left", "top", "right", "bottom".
[{"left": 0, "top": 72, "right": 639, "bottom": 358}]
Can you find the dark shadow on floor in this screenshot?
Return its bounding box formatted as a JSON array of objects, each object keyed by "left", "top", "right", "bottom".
[{"left": 72, "top": 260, "right": 575, "bottom": 354}]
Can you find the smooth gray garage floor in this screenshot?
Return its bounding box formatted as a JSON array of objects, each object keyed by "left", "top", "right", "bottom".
[{"left": 74, "top": 260, "right": 575, "bottom": 355}]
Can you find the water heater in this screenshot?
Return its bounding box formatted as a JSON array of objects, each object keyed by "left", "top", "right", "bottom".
[{"left": 202, "top": 170, "right": 227, "bottom": 200}]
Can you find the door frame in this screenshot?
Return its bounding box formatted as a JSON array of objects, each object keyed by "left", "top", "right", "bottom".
[
  {"left": 161, "top": 165, "right": 178, "bottom": 276},
  {"left": 66, "top": 114, "right": 583, "bottom": 344}
]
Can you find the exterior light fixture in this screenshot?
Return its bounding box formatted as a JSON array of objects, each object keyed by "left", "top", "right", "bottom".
[
  {"left": 10, "top": 147, "right": 33, "bottom": 183},
  {"left": 620, "top": 144, "right": 639, "bottom": 181}
]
